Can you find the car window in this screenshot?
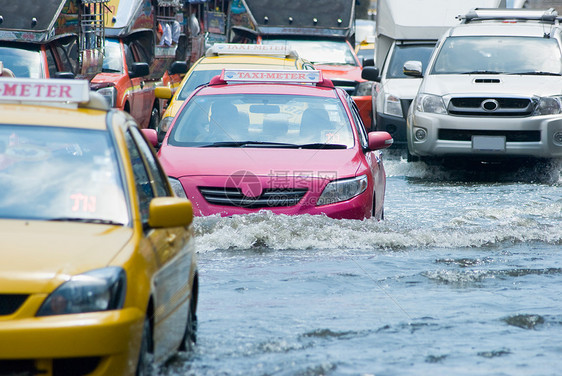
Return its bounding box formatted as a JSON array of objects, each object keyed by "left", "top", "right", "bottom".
[
  {"left": 0, "top": 125, "right": 128, "bottom": 224},
  {"left": 46, "top": 47, "right": 58, "bottom": 78},
  {"left": 263, "top": 39, "right": 358, "bottom": 66},
  {"left": 386, "top": 43, "right": 435, "bottom": 79},
  {"left": 431, "top": 36, "right": 562, "bottom": 75},
  {"left": 125, "top": 128, "right": 154, "bottom": 224},
  {"left": 177, "top": 69, "right": 222, "bottom": 100},
  {"left": 169, "top": 93, "right": 354, "bottom": 147},
  {"left": 103, "top": 39, "right": 124, "bottom": 73},
  {"left": 130, "top": 126, "right": 171, "bottom": 197},
  {"left": 0, "top": 44, "right": 43, "bottom": 78},
  {"left": 348, "top": 97, "right": 368, "bottom": 149},
  {"left": 55, "top": 39, "right": 79, "bottom": 75}
]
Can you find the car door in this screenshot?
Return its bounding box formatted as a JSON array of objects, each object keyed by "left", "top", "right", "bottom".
[
  {"left": 125, "top": 125, "right": 192, "bottom": 361},
  {"left": 348, "top": 96, "right": 385, "bottom": 214}
]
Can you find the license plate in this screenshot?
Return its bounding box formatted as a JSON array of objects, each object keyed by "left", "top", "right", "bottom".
[{"left": 472, "top": 135, "right": 506, "bottom": 152}]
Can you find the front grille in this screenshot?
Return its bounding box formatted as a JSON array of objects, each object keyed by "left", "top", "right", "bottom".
[
  {"left": 330, "top": 79, "right": 358, "bottom": 95},
  {"left": 449, "top": 97, "right": 533, "bottom": 116},
  {"left": 438, "top": 129, "right": 541, "bottom": 142},
  {"left": 199, "top": 187, "right": 307, "bottom": 208},
  {"left": 0, "top": 360, "right": 37, "bottom": 376},
  {"left": 0, "top": 294, "right": 28, "bottom": 315},
  {"left": 53, "top": 357, "right": 100, "bottom": 376}
]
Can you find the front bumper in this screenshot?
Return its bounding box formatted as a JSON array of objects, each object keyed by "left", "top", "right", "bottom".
[
  {"left": 0, "top": 307, "right": 144, "bottom": 375},
  {"left": 408, "top": 112, "right": 562, "bottom": 159},
  {"left": 182, "top": 175, "right": 374, "bottom": 220},
  {"left": 376, "top": 112, "right": 407, "bottom": 147}
]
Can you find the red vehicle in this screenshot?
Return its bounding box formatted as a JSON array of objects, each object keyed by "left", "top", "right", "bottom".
[
  {"left": 0, "top": 0, "right": 107, "bottom": 80},
  {"left": 227, "top": 0, "right": 373, "bottom": 128},
  {"left": 90, "top": 0, "right": 187, "bottom": 129},
  {"left": 145, "top": 69, "right": 393, "bottom": 220}
]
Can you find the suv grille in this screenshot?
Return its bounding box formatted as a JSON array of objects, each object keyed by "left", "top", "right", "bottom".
[
  {"left": 438, "top": 129, "right": 541, "bottom": 142},
  {"left": 199, "top": 187, "right": 307, "bottom": 208},
  {"left": 449, "top": 97, "right": 533, "bottom": 116},
  {"left": 0, "top": 294, "right": 28, "bottom": 315}
]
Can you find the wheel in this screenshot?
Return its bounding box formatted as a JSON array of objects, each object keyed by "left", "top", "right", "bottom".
[
  {"left": 179, "top": 278, "right": 198, "bottom": 352},
  {"left": 148, "top": 106, "right": 160, "bottom": 130},
  {"left": 136, "top": 317, "right": 153, "bottom": 376}
]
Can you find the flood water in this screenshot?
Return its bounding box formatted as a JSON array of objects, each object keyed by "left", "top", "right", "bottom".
[{"left": 160, "top": 153, "right": 562, "bottom": 376}]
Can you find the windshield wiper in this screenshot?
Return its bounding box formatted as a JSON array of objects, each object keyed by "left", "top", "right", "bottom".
[
  {"left": 461, "top": 70, "right": 504, "bottom": 75},
  {"left": 49, "top": 217, "right": 124, "bottom": 225},
  {"left": 202, "top": 141, "right": 300, "bottom": 148},
  {"left": 297, "top": 143, "right": 347, "bottom": 149},
  {"left": 509, "top": 71, "right": 562, "bottom": 76}
]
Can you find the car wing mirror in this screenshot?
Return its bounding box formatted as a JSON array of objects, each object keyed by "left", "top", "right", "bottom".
[
  {"left": 361, "top": 66, "right": 380, "bottom": 82},
  {"left": 403, "top": 60, "right": 423, "bottom": 78},
  {"left": 367, "top": 131, "right": 393, "bottom": 151}
]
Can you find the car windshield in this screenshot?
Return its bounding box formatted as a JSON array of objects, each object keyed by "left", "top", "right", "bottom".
[
  {"left": 0, "top": 44, "right": 43, "bottom": 78},
  {"left": 262, "top": 39, "right": 357, "bottom": 66},
  {"left": 102, "top": 39, "right": 124, "bottom": 73},
  {"left": 431, "top": 36, "right": 562, "bottom": 75},
  {"left": 0, "top": 125, "right": 129, "bottom": 224},
  {"left": 386, "top": 43, "right": 435, "bottom": 78},
  {"left": 177, "top": 69, "right": 222, "bottom": 100},
  {"left": 168, "top": 94, "right": 355, "bottom": 148}
]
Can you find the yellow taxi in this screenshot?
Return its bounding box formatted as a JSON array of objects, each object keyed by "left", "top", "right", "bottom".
[
  {"left": 154, "top": 43, "right": 315, "bottom": 142},
  {"left": 0, "top": 78, "right": 198, "bottom": 376}
]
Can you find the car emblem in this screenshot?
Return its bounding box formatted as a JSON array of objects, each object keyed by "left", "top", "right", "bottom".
[{"left": 481, "top": 99, "right": 500, "bottom": 112}]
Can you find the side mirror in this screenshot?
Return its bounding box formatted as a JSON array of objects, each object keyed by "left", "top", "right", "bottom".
[
  {"left": 363, "top": 58, "right": 375, "bottom": 67},
  {"left": 403, "top": 60, "right": 423, "bottom": 78},
  {"left": 155, "top": 86, "right": 173, "bottom": 99},
  {"left": 129, "top": 62, "right": 150, "bottom": 78},
  {"left": 169, "top": 61, "right": 188, "bottom": 75},
  {"left": 361, "top": 66, "right": 380, "bottom": 82},
  {"left": 367, "top": 131, "right": 393, "bottom": 151},
  {"left": 141, "top": 128, "right": 159, "bottom": 147},
  {"left": 148, "top": 197, "right": 193, "bottom": 228}
]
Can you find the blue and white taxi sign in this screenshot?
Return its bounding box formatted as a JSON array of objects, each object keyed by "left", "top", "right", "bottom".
[
  {"left": 221, "top": 69, "right": 323, "bottom": 83},
  {"left": 206, "top": 43, "right": 298, "bottom": 58},
  {"left": 0, "top": 78, "right": 90, "bottom": 103}
]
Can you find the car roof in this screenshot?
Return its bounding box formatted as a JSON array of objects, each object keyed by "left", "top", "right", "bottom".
[
  {"left": 194, "top": 82, "right": 338, "bottom": 98},
  {"left": 194, "top": 54, "right": 305, "bottom": 70},
  {"left": 449, "top": 21, "right": 562, "bottom": 38}
]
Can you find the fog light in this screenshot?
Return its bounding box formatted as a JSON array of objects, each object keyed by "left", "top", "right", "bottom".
[
  {"left": 414, "top": 127, "right": 427, "bottom": 141},
  {"left": 554, "top": 131, "right": 562, "bottom": 145}
]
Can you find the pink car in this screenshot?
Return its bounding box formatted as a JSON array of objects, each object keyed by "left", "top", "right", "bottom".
[{"left": 146, "top": 70, "right": 393, "bottom": 220}]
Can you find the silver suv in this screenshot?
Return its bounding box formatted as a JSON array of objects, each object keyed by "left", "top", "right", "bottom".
[{"left": 406, "top": 8, "right": 562, "bottom": 165}]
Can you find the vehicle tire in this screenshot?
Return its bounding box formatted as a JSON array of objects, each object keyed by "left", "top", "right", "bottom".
[
  {"left": 406, "top": 150, "right": 419, "bottom": 162},
  {"left": 179, "top": 278, "right": 198, "bottom": 352},
  {"left": 136, "top": 317, "right": 153, "bottom": 376},
  {"left": 148, "top": 106, "right": 160, "bottom": 130}
]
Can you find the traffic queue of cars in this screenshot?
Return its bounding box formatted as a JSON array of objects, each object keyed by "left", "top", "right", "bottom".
[{"left": 0, "top": 79, "right": 198, "bottom": 375}]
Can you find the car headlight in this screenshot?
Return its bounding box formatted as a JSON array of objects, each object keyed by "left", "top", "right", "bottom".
[
  {"left": 317, "top": 175, "right": 368, "bottom": 206},
  {"left": 96, "top": 86, "right": 117, "bottom": 108},
  {"left": 36, "top": 267, "right": 126, "bottom": 316},
  {"left": 169, "top": 177, "right": 187, "bottom": 198},
  {"left": 534, "top": 96, "right": 562, "bottom": 116},
  {"left": 355, "top": 81, "right": 374, "bottom": 97},
  {"left": 415, "top": 93, "right": 447, "bottom": 114},
  {"left": 383, "top": 93, "right": 403, "bottom": 117}
]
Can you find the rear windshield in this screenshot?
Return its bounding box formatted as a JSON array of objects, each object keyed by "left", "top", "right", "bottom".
[
  {"left": 168, "top": 94, "right": 354, "bottom": 148},
  {"left": 431, "top": 36, "right": 562, "bottom": 75},
  {"left": 0, "top": 125, "right": 129, "bottom": 224}
]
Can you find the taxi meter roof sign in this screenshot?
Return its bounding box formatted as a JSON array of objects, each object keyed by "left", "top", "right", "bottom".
[
  {"left": 0, "top": 78, "right": 91, "bottom": 103},
  {"left": 206, "top": 44, "right": 299, "bottom": 58},
  {"left": 220, "top": 69, "right": 323, "bottom": 83}
]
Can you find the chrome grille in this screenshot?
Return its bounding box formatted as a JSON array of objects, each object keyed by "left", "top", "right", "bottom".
[
  {"left": 199, "top": 187, "right": 307, "bottom": 208},
  {"left": 449, "top": 97, "right": 533, "bottom": 116},
  {"left": 438, "top": 129, "right": 541, "bottom": 142}
]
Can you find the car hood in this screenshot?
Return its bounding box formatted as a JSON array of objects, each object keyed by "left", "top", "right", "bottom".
[
  {"left": 314, "top": 64, "right": 364, "bottom": 82},
  {"left": 0, "top": 220, "right": 133, "bottom": 293},
  {"left": 160, "top": 147, "right": 362, "bottom": 179},
  {"left": 420, "top": 74, "right": 562, "bottom": 98},
  {"left": 381, "top": 77, "right": 424, "bottom": 100}
]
